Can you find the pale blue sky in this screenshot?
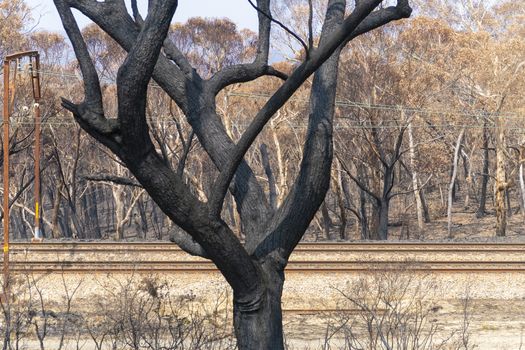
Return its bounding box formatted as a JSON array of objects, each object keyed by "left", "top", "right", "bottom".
[{"left": 26, "top": 0, "right": 259, "bottom": 33}]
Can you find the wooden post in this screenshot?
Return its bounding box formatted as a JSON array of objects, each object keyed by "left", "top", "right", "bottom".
[
  {"left": 3, "top": 59, "right": 10, "bottom": 290},
  {"left": 31, "top": 54, "right": 42, "bottom": 242}
]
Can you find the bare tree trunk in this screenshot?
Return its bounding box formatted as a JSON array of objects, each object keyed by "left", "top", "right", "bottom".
[
  {"left": 359, "top": 188, "right": 370, "bottom": 239},
  {"left": 51, "top": 183, "right": 63, "bottom": 238},
  {"left": 335, "top": 160, "right": 347, "bottom": 240},
  {"left": 477, "top": 120, "right": 489, "bottom": 217},
  {"left": 377, "top": 199, "right": 389, "bottom": 240},
  {"left": 112, "top": 185, "right": 125, "bottom": 240},
  {"left": 233, "top": 265, "right": 284, "bottom": 350},
  {"left": 462, "top": 149, "right": 475, "bottom": 209},
  {"left": 408, "top": 122, "right": 424, "bottom": 233},
  {"left": 419, "top": 186, "right": 431, "bottom": 223},
  {"left": 448, "top": 128, "right": 465, "bottom": 238},
  {"left": 506, "top": 187, "right": 512, "bottom": 217},
  {"left": 519, "top": 162, "right": 525, "bottom": 224},
  {"left": 376, "top": 162, "right": 396, "bottom": 241},
  {"left": 495, "top": 116, "right": 506, "bottom": 237},
  {"left": 271, "top": 117, "right": 287, "bottom": 206},
  {"left": 320, "top": 202, "right": 332, "bottom": 240}
]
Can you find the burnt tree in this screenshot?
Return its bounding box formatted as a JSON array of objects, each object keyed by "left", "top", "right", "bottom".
[{"left": 53, "top": 0, "right": 411, "bottom": 348}]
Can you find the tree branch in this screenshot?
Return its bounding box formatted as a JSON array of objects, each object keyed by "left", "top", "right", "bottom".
[
  {"left": 61, "top": 1, "right": 271, "bottom": 282},
  {"left": 338, "top": 154, "right": 381, "bottom": 202},
  {"left": 308, "top": 0, "right": 314, "bottom": 50},
  {"left": 247, "top": 0, "right": 309, "bottom": 57},
  {"left": 207, "top": 0, "right": 288, "bottom": 93},
  {"left": 60, "top": 98, "right": 122, "bottom": 154},
  {"left": 54, "top": 0, "right": 122, "bottom": 152},
  {"left": 389, "top": 174, "right": 433, "bottom": 199},
  {"left": 342, "top": 0, "right": 412, "bottom": 48},
  {"left": 81, "top": 173, "right": 143, "bottom": 188},
  {"left": 169, "top": 228, "right": 209, "bottom": 259},
  {"left": 162, "top": 38, "right": 200, "bottom": 80},
  {"left": 209, "top": 0, "right": 388, "bottom": 218},
  {"left": 53, "top": 0, "right": 102, "bottom": 108}
]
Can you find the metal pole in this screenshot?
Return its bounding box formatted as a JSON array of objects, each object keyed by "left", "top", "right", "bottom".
[
  {"left": 3, "top": 59, "right": 10, "bottom": 289},
  {"left": 32, "top": 54, "right": 42, "bottom": 240}
]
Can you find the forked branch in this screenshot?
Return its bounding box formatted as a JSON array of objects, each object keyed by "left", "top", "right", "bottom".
[{"left": 208, "top": 0, "right": 412, "bottom": 218}]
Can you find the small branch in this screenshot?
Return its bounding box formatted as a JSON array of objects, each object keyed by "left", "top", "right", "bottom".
[
  {"left": 207, "top": 0, "right": 288, "bottom": 91},
  {"left": 342, "top": 0, "right": 412, "bottom": 48},
  {"left": 163, "top": 37, "right": 199, "bottom": 80},
  {"left": 61, "top": 98, "right": 122, "bottom": 153},
  {"left": 247, "top": 0, "right": 309, "bottom": 58},
  {"left": 337, "top": 154, "right": 381, "bottom": 203},
  {"left": 308, "top": 0, "right": 314, "bottom": 50},
  {"left": 177, "top": 130, "right": 194, "bottom": 176},
  {"left": 81, "top": 173, "right": 143, "bottom": 188},
  {"left": 208, "top": 64, "right": 288, "bottom": 94},
  {"left": 389, "top": 174, "right": 433, "bottom": 199},
  {"left": 169, "top": 228, "right": 209, "bottom": 259}
]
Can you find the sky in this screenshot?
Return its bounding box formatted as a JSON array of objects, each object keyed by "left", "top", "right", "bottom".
[{"left": 25, "top": 0, "right": 259, "bottom": 33}]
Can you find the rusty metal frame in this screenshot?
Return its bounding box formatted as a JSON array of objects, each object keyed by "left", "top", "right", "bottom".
[{"left": 3, "top": 50, "right": 41, "bottom": 292}]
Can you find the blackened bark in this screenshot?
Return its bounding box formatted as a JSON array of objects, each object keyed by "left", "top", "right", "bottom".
[
  {"left": 260, "top": 143, "right": 278, "bottom": 211},
  {"left": 359, "top": 187, "right": 370, "bottom": 239},
  {"left": 377, "top": 166, "right": 394, "bottom": 240},
  {"left": 477, "top": 122, "right": 490, "bottom": 218},
  {"left": 420, "top": 187, "right": 431, "bottom": 223},
  {"left": 335, "top": 179, "right": 348, "bottom": 240},
  {"left": 234, "top": 260, "right": 285, "bottom": 350},
  {"left": 84, "top": 186, "right": 102, "bottom": 239},
  {"left": 54, "top": 0, "right": 412, "bottom": 348},
  {"left": 377, "top": 199, "right": 390, "bottom": 241},
  {"left": 321, "top": 202, "right": 332, "bottom": 240}
]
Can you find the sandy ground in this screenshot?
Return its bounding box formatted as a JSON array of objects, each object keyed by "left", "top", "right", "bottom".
[
  {"left": 2, "top": 267, "right": 523, "bottom": 349},
  {"left": 6, "top": 199, "right": 525, "bottom": 348}
]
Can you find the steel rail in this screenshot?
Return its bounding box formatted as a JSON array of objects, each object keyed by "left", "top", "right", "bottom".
[
  {"left": 3, "top": 242, "right": 525, "bottom": 274},
  {"left": 7, "top": 242, "right": 525, "bottom": 251},
  {"left": 5, "top": 260, "right": 525, "bottom": 273}
]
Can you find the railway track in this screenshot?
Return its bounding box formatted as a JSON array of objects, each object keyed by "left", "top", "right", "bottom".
[
  {"left": 3, "top": 241, "right": 525, "bottom": 273},
  {"left": 6, "top": 241, "right": 525, "bottom": 250}
]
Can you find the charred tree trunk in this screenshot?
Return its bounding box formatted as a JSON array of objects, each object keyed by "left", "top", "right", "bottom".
[
  {"left": 419, "top": 187, "right": 431, "bottom": 223},
  {"left": 53, "top": 0, "right": 412, "bottom": 348},
  {"left": 51, "top": 183, "right": 63, "bottom": 238},
  {"left": 377, "top": 198, "right": 389, "bottom": 240},
  {"left": 359, "top": 187, "right": 370, "bottom": 239},
  {"left": 376, "top": 165, "right": 394, "bottom": 241},
  {"left": 320, "top": 201, "right": 332, "bottom": 240},
  {"left": 233, "top": 263, "right": 284, "bottom": 349},
  {"left": 477, "top": 120, "right": 490, "bottom": 218}
]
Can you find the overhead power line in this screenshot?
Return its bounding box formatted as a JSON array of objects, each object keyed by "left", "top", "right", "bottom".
[
  {"left": 2, "top": 68, "right": 523, "bottom": 129},
  {"left": 24, "top": 68, "right": 524, "bottom": 120}
]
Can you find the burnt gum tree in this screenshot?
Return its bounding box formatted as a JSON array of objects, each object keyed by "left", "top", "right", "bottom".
[{"left": 53, "top": 0, "right": 411, "bottom": 348}]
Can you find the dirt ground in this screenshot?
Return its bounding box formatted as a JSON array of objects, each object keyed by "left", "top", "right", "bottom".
[
  {"left": 3, "top": 267, "right": 523, "bottom": 349},
  {"left": 6, "top": 198, "right": 525, "bottom": 348}
]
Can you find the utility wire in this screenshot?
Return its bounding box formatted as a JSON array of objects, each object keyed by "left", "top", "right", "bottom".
[
  {"left": 24, "top": 68, "right": 523, "bottom": 120},
  {"left": 4, "top": 68, "right": 523, "bottom": 127}
]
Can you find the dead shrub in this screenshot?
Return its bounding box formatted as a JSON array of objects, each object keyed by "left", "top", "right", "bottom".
[{"left": 322, "top": 269, "right": 476, "bottom": 350}]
